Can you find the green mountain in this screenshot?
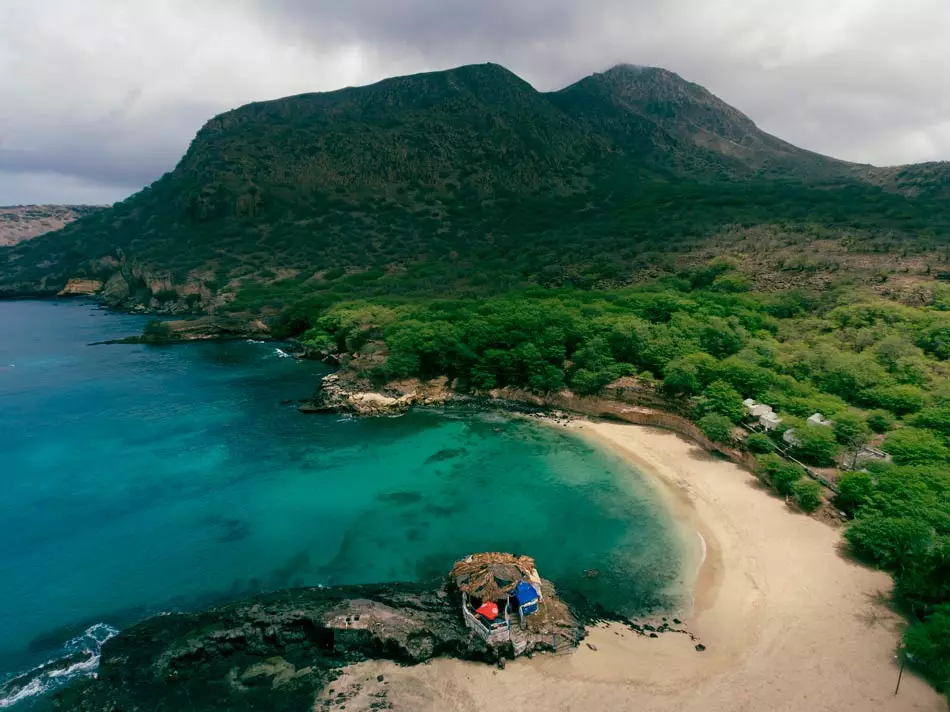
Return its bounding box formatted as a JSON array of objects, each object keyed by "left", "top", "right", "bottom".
[{"left": 2, "top": 63, "right": 948, "bottom": 305}]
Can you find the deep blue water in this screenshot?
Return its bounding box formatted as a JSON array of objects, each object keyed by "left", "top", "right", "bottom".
[{"left": 0, "top": 300, "right": 688, "bottom": 705}]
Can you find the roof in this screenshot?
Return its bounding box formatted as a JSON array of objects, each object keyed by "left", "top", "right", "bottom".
[{"left": 451, "top": 552, "right": 538, "bottom": 602}]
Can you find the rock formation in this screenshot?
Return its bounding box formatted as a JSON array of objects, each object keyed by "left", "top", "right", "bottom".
[
  {"left": 299, "top": 374, "right": 451, "bottom": 416},
  {"left": 46, "top": 584, "right": 497, "bottom": 712}
]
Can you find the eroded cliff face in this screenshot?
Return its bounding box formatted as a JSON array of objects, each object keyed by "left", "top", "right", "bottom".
[
  {"left": 57, "top": 278, "right": 103, "bottom": 296},
  {"left": 45, "top": 584, "right": 502, "bottom": 712}
]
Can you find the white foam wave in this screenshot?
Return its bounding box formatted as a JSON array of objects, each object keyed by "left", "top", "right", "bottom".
[
  {"left": 0, "top": 623, "right": 119, "bottom": 709},
  {"left": 274, "top": 348, "right": 292, "bottom": 358},
  {"left": 245, "top": 339, "right": 265, "bottom": 344}
]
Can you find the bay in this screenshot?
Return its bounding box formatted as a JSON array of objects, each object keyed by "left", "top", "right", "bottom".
[{"left": 0, "top": 299, "right": 688, "bottom": 705}]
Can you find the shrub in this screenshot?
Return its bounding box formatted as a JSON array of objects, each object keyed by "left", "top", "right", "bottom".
[
  {"left": 793, "top": 479, "right": 823, "bottom": 513},
  {"left": 745, "top": 432, "right": 774, "bottom": 454},
  {"left": 866, "top": 410, "right": 896, "bottom": 434},
  {"left": 141, "top": 320, "right": 172, "bottom": 343},
  {"left": 698, "top": 413, "right": 734, "bottom": 443}
]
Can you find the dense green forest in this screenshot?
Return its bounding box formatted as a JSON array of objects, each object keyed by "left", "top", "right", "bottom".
[{"left": 272, "top": 262, "right": 950, "bottom": 690}]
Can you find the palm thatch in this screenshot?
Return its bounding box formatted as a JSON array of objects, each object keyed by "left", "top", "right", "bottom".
[{"left": 451, "top": 552, "right": 537, "bottom": 603}]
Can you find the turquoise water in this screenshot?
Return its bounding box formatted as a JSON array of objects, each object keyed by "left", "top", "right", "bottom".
[{"left": 0, "top": 300, "right": 688, "bottom": 703}]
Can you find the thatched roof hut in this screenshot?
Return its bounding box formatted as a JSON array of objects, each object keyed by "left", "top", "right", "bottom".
[{"left": 451, "top": 552, "right": 538, "bottom": 603}]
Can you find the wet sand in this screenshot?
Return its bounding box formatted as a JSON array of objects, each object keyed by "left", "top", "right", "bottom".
[{"left": 319, "top": 422, "right": 946, "bottom": 712}]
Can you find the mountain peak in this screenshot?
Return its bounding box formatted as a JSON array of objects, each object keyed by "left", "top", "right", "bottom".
[{"left": 560, "top": 63, "right": 843, "bottom": 173}]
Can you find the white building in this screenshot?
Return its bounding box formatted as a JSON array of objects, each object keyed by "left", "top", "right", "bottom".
[{"left": 744, "top": 399, "right": 783, "bottom": 431}]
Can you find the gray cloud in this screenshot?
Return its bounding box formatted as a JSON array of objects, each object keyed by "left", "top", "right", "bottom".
[{"left": 1, "top": 0, "right": 948, "bottom": 205}]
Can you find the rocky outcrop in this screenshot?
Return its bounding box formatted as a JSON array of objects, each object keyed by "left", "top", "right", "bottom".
[
  {"left": 299, "top": 374, "right": 451, "bottom": 416},
  {"left": 47, "top": 583, "right": 496, "bottom": 712},
  {"left": 57, "top": 278, "right": 103, "bottom": 296},
  {"left": 97, "top": 316, "right": 270, "bottom": 344}
]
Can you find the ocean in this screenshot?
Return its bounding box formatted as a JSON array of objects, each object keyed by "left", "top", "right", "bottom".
[{"left": 0, "top": 299, "right": 689, "bottom": 707}]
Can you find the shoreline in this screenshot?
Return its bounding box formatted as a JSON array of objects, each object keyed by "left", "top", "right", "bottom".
[{"left": 331, "top": 420, "right": 947, "bottom": 712}]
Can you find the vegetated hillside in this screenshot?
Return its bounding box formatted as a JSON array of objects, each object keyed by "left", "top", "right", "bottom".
[
  {"left": 1, "top": 62, "right": 948, "bottom": 306},
  {"left": 0, "top": 205, "right": 104, "bottom": 247}
]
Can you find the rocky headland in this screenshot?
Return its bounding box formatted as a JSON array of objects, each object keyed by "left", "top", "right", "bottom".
[{"left": 35, "top": 575, "right": 595, "bottom": 712}]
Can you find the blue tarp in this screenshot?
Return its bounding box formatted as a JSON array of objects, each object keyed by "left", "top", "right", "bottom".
[{"left": 515, "top": 581, "right": 538, "bottom": 608}]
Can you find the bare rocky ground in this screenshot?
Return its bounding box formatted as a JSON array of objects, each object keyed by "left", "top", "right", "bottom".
[
  {"left": 44, "top": 584, "right": 498, "bottom": 712},
  {"left": 0, "top": 205, "right": 102, "bottom": 246}
]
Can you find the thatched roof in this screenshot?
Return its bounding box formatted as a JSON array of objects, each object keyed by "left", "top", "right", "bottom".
[{"left": 451, "top": 553, "right": 537, "bottom": 602}]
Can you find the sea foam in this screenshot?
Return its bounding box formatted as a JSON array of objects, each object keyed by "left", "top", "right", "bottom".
[{"left": 0, "top": 623, "right": 119, "bottom": 708}]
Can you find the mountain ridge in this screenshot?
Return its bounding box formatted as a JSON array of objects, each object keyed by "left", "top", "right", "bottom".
[{"left": 1, "top": 62, "right": 948, "bottom": 307}]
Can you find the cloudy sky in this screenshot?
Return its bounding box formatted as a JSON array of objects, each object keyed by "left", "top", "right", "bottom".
[{"left": 1, "top": 0, "right": 948, "bottom": 205}]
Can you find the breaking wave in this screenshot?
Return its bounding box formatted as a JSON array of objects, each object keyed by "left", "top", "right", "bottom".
[{"left": 0, "top": 623, "right": 119, "bottom": 709}]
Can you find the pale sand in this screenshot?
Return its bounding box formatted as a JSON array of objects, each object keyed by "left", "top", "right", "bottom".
[{"left": 320, "top": 423, "right": 947, "bottom": 712}]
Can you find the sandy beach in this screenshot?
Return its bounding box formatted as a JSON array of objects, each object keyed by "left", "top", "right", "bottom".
[{"left": 319, "top": 422, "right": 946, "bottom": 712}]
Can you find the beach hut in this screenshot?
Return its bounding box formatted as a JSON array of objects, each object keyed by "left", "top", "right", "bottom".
[
  {"left": 449, "top": 552, "right": 582, "bottom": 657},
  {"left": 451, "top": 553, "right": 544, "bottom": 647}
]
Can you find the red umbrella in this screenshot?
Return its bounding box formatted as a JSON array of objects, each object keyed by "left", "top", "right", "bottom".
[{"left": 475, "top": 601, "right": 499, "bottom": 621}]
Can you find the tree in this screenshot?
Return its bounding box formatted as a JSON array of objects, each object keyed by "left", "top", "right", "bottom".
[
  {"left": 756, "top": 454, "right": 804, "bottom": 496},
  {"left": 793, "top": 479, "right": 823, "bottom": 513},
  {"left": 917, "top": 324, "right": 950, "bottom": 360},
  {"left": 833, "top": 413, "right": 870, "bottom": 447},
  {"left": 845, "top": 514, "right": 934, "bottom": 571},
  {"left": 716, "top": 357, "right": 776, "bottom": 399},
  {"left": 911, "top": 407, "right": 950, "bottom": 437},
  {"left": 833, "top": 413, "right": 871, "bottom": 469},
  {"left": 698, "top": 413, "right": 734, "bottom": 443},
  {"left": 836, "top": 471, "right": 874, "bottom": 516},
  {"left": 883, "top": 428, "right": 950, "bottom": 466},
  {"left": 662, "top": 358, "right": 702, "bottom": 396},
  {"left": 699, "top": 317, "right": 747, "bottom": 359},
  {"left": 662, "top": 352, "right": 717, "bottom": 396},
  {"left": 696, "top": 380, "right": 745, "bottom": 422},
  {"left": 903, "top": 605, "right": 950, "bottom": 692},
  {"left": 861, "top": 384, "right": 927, "bottom": 415},
  {"left": 790, "top": 424, "right": 840, "bottom": 466},
  {"left": 570, "top": 336, "right": 625, "bottom": 395}
]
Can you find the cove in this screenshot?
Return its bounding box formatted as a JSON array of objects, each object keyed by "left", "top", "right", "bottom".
[{"left": 0, "top": 300, "right": 688, "bottom": 703}]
